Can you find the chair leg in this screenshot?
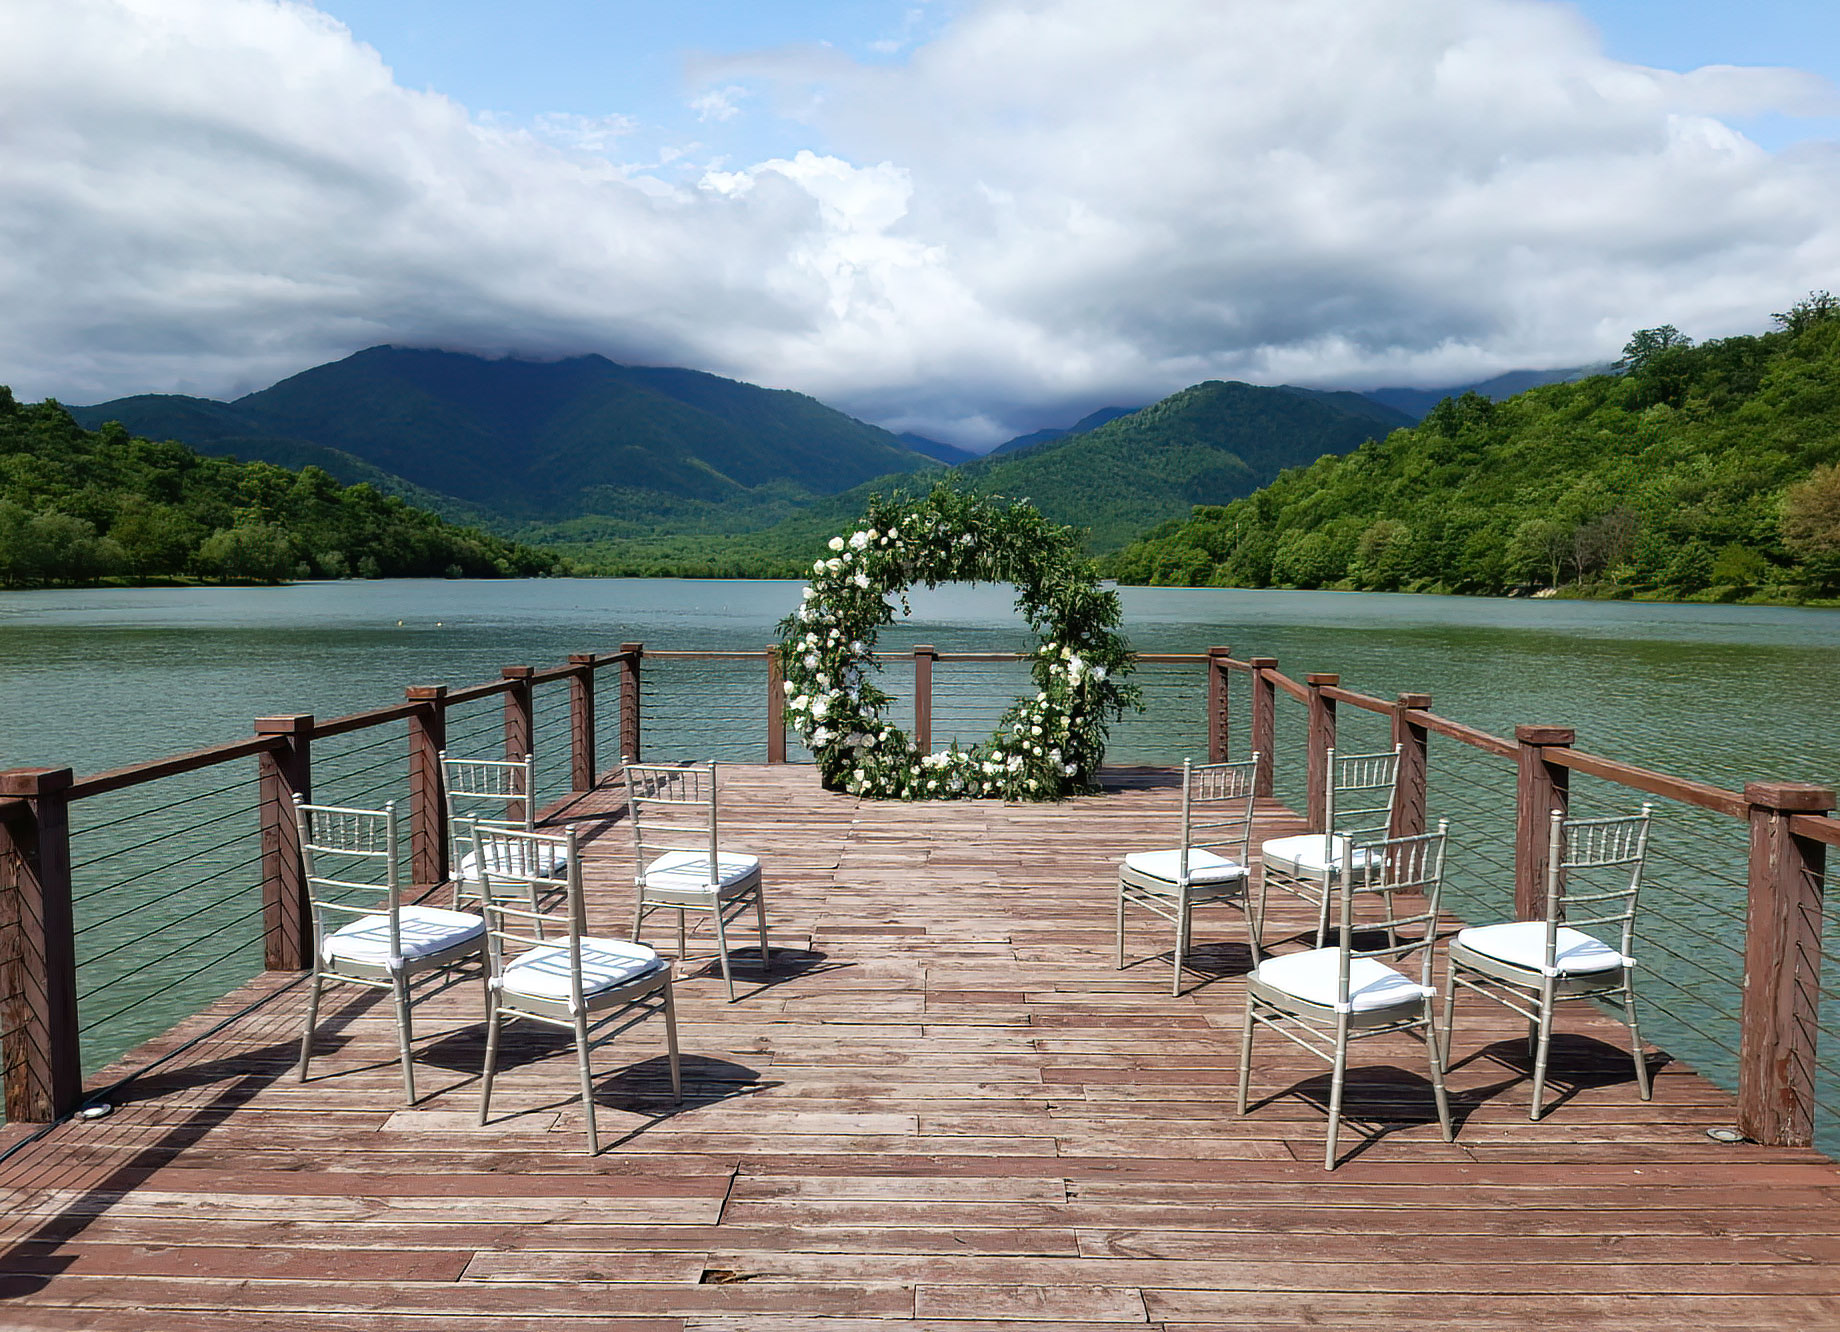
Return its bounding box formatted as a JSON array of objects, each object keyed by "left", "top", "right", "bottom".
[
  {"left": 390, "top": 973, "right": 417, "bottom": 1107},
  {"left": 1115, "top": 882, "right": 1127, "bottom": 969},
  {"left": 1171, "top": 894, "right": 1190, "bottom": 997},
  {"left": 528, "top": 881, "right": 545, "bottom": 941},
  {"left": 713, "top": 900, "right": 736, "bottom": 1002},
  {"left": 663, "top": 980, "right": 683, "bottom": 1104},
  {"left": 1624, "top": 983, "right": 1653, "bottom": 1102},
  {"left": 574, "top": 1010, "right": 599, "bottom": 1155},
  {"left": 1424, "top": 1014, "right": 1455, "bottom": 1142},
  {"left": 297, "top": 970, "right": 323, "bottom": 1082},
  {"left": 1314, "top": 874, "right": 1332, "bottom": 949},
  {"left": 753, "top": 888, "right": 770, "bottom": 969},
  {"left": 1235, "top": 995, "right": 1257, "bottom": 1115},
  {"left": 1245, "top": 880, "right": 1265, "bottom": 966},
  {"left": 478, "top": 1003, "right": 501, "bottom": 1127},
  {"left": 631, "top": 895, "right": 646, "bottom": 942},
  {"left": 1528, "top": 980, "right": 1557, "bottom": 1121},
  {"left": 677, "top": 907, "right": 687, "bottom": 960},
  {"left": 1440, "top": 967, "right": 1460, "bottom": 1066},
  {"left": 1324, "top": 1017, "right": 1350, "bottom": 1170}
]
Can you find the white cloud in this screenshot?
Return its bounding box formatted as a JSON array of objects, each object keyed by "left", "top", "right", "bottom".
[
  {"left": 690, "top": 85, "right": 748, "bottom": 123},
  {"left": 4, "top": 0, "right": 1840, "bottom": 444}
]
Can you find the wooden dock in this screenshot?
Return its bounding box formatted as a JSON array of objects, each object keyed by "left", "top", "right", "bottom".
[{"left": 1, "top": 765, "right": 1836, "bottom": 1329}]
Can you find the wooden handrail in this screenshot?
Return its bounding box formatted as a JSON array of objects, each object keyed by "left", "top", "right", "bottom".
[
  {"left": 1320, "top": 684, "right": 1394, "bottom": 716},
  {"left": 1550, "top": 747, "right": 1749, "bottom": 820},
  {"left": 66, "top": 735, "right": 285, "bottom": 801},
  {"left": 444, "top": 676, "right": 517, "bottom": 706},
  {"left": 311, "top": 701, "right": 419, "bottom": 739},
  {"left": 1404, "top": 708, "right": 1517, "bottom": 760},
  {"left": 1265, "top": 670, "right": 1310, "bottom": 704},
  {"left": 1789, "top": 812, "right": 1840, "bottom": 847}
]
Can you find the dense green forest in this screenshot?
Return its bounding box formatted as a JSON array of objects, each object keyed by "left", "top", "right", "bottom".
[
  {"left": 0, "top": 389, "right": 559, "bottom": 586},
  {"left": 1107, "top": 297, "right": 1840, "bottom": 603}
]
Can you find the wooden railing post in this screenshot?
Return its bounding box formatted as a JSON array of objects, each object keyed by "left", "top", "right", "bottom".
[
  {"left": 405, "top": 685, "right": 448, "bottom": 888},
  {"left": 567, "top": 654, "right": 599, "bottom": 791},
  {"left": 501, "top": 666, "right": 534, "bottom": 823},
  {"left": 1738, "top": 781, "right": 1835, "bottom": 1147},
  {"left": 1206, "top": 645, "right": 1232, "bottom": 762},
  {"left": 1391, "top": 693, "right": 1431, "bottom": 842},
  {"left": 1305, "top": 674, "right": 1339, "bottom": 831},
  {"left": 1248, "top": 658, "right": 1277, "bottom": 797},
  {"left": 618, "top": 643, "right": 643, "bottom": 764},
  {"left": 0, "top": 767, "right": 81, "bottom": 1122},
  {"left": 766, "top": 646, "right": 786, "bottom": 764},
  {"left": 914, "top": 645, "right": 937, "bottom": 754},
  {"left": 255, "top": 715, "right": 313, "bottom": 972},
  {"left": 1514, "top": 724, "right": 1574, "bottom": 919}
]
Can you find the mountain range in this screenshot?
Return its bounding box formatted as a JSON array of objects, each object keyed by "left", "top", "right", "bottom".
[{"left": 69, "top": 345, "right": 1579, "bottom": 568}]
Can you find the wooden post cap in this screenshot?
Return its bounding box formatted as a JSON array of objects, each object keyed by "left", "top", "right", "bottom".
[
  {"left": 568, "top": 652, "right": 599, "bottom": 666},
  {"left": 1208, "top": 644, "right": 1233, "bottom": 657},
  {"left": 914, "top": 644, "right": 937, "bottom": 656},
  {"left": 618, "top": 642, "right": 644, "bottom": 655},
  {"left": 1744, "top": 782, "right": 1837, "bottom": 813},
  {"left": 255, "top": 714, "right": 314, "bottom": 736},
  {"left": 1247, "top": 657, "right": 1277, "bottom": 668},
  {"left": 1396, "top": 693, "right": 1432, "bottom": 709},
  {"left": 501, "top": 665, "right": 534, "bottom": 679},
  {"left": 0, "top": 767, "right": 73, "bottom": 797},
  {"left": 1305, "top": 673, "right": 1339, "bottom": 686},
  {"left": 1514, "top": 724, "right": 1575, "bottom": 746},
  {"left": 405, "top": 685, "right": 447, "bottom": 702}
]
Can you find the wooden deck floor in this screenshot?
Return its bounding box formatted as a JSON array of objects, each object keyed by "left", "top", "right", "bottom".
[{"left": 1, "top": 765, "right": 1836, "bottom": 1329}]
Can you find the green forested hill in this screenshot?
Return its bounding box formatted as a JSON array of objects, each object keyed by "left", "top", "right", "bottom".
[
  {"left": 73, "top": 347, "right": 940, "bottom": 524},
  {"left": 0, "top": 390, "right": 557, "bottom": 585},
  {"left": 553, "top": 380, "right": 1412, "bottom": 573},
  {"left": 946, "top": 382, "right": 1411, "bottom": 551},
  {"left": 1107, "top": 300, "right": 1840, "bottom": 601}
]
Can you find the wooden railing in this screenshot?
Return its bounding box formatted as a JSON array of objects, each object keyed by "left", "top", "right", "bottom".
[{"left": 1, "top": 640, "right": 1834, "bottom": 1158}]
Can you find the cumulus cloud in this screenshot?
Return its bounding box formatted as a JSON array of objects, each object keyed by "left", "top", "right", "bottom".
[{"left": 3, "top": 0, "right": 1839, "bottom": 444}]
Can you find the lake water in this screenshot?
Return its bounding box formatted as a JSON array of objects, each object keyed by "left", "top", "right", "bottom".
[{"left": 3, "top": 579, "right": 1837, "bottom": 1143}]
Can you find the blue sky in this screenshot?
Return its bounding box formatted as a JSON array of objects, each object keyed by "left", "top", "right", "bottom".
[{"left": 6, "top": 0, "right": 1840, "bottom": 444}]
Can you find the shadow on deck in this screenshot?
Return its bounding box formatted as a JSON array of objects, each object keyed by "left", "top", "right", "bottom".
[{"left": 0, "top": 764, "right": 1835, "bottom": 1329}]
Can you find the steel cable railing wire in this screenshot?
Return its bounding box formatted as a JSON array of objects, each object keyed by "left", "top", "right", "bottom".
[
  {"left": 77, "top": 909, "right": 272, "bottom": 1040},
  {"left": 72, "top": 830, "right": 266, "bottom": 921},
  {"left": 69, "top": 795, "right": 259, "bottom": 878},
  {"left": 74, "top": 890, "right": 268, "bottom": 1000},
  {"left": 74, "top": 856, "right": 268, "bottom": 964}
]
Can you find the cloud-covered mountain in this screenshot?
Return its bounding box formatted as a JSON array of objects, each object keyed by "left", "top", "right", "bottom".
[{"left": 9, "top": 0, "right": 1840, "bottom": 442}]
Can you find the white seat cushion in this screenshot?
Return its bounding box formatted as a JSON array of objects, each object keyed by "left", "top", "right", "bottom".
[
  {"left": 1455, "top": 921, "right": 1631, "bottom": 975},
  {"left": 1122, "top": 848, "right": 1249, "bottom": 885},
  {"left": 1260, "top": 833, "right": 1376, "bottom": 877},
  {"left": 1252, "top": 947, "right": 1434, "bottom": 1013},
  {"left": 323, "top": 905, "right": 485, "bottom": 968},
  {"left": 499, "top": 937, "right": 664, "bottom": 1002},
  {"left": 458, "top": 841, "right": 569, "bottom": 883},
  {"left": 641, "top": 850, "right": 761, "bottom": 898}
]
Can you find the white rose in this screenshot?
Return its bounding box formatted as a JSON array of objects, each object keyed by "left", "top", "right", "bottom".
[
  {"left": 802, "top": 586, "right": 816, "bottom": 601},
  {"left": 1092, "top": 665, "right": 1106, "bottom": 680},
  {"left": 829, "top": 536, "right": 845, "bottom": 551},
  {"left": 849, "top": 530, "right": 870, "bottom": 550},
  {"left": 813, "top": 560, "right": 826, "bottom": 574},
  {"left": 827, "top": 558, "right": 843, "bottom": 573},
  {"left": 853, "top": 571, "right": 870, "bottom": 588},
  {"left": 810, "top": 697, "right": 830, "bottom": 719}
]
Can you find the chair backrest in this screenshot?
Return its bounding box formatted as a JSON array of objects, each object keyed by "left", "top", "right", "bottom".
[
  {"left": 1544, "top": 805, "right": 1652, "bottom": 966},
  {"left": 1322, "top": 745, "right": 1402, "bottom": 841},
  {"left": 442, "top": 751, "right": 535, "bottom": 869},
  {"left": 292, "top": 795, "right": 402, "bottom": 963},
  {"left": 1333, "top": 820, "right": 1450, "bottom": 1002},
  {"left": 472, "top": 824, "right": 585, "bottom": 1005},
  {"left": 1178, "top": 755, "right": 1259, "bottom": 877},
  {"left": 625, "top": 760, "right": 720, "bottom": 882}
]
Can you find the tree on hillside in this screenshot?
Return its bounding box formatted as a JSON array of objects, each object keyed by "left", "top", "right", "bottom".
[
  {"left": 1772, "top": 291, "right": 1840, "bottom": 334},
  {"left": 1615, "top": 325, "right": 1693, "bottom": 374},
  {"left": 1783, "top": 463, "right": 1840, "bottom": 588}
]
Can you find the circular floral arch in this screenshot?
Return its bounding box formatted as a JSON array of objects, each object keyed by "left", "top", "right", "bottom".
[{"left": 777, "top": 487, "right": 1137, "bottom": 800}]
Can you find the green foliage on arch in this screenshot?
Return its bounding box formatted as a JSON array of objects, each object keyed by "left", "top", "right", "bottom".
[{"left": 776, "top": 487, "right": 1138, "bottom": 799}]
